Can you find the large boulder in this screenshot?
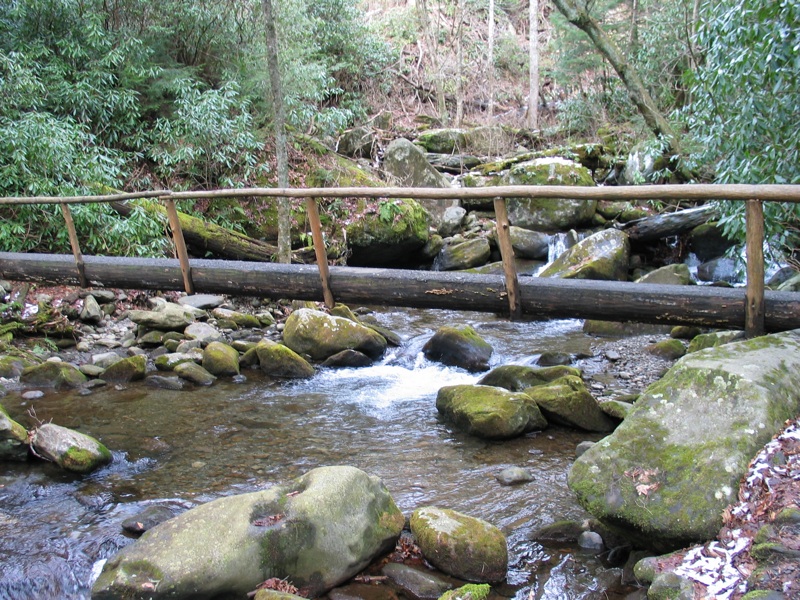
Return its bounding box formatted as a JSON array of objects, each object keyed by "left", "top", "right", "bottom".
[
  {"left": 423, "top": 326, "right": 493, "bottom": 372},
  {"left": 436, "top": 384, "right": 547, "bottom": 439},
  {"left": 1, "top": 404, "right": 28, "bottom": 461},
  {"left": 92, "top": 466, "right": 405, "bottom": 599},
  {"left": 30, "top": 423, "right": 112, "bottom": 474},
  {"left": 524, "top": 375, "right": 616, "bottom": 432},
  {"left": 345, "top": 198, "right": 431, "bottom": 267},
  {"left": 20, "top": 361, "right": 87, "bottom": 389},
  {"left": 539, "top": 229, "right": 630, "bottom": 281},
  {"left": 414, "top": 128, "right": 467, "bottom": 154},
  {"left": 283, "top": 309, "right": 388, "bottom": 361},
  {"left": 568, "top": 329, "right": 800, "bottom": 551},
  {"left": 410, "top": 506, "right": 507, "bottom": 583},
  {"left": 433, "top": 238, "right": 491, "bottom": 271},
  {"left": 501, "top": 158, "right": 597, "bottom": 231}
]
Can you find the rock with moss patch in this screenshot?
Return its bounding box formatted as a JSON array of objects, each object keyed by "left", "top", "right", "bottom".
[
  {"left": 174, "top": 362, "right": 217, "bottom": 386},
  {"left": 126, "top": 302, "right": 198, "bottom": 331},
  {"left": 525, "top": 375, "right": 616, "bottom": 432},
  {"left": 423, "top": 326, "right": 493, "bottom": 372},
  {"left": 283, "top": 309, "right": 387, "bottom": 361},
  {"left": 102, "top": 354, "right": 147, "bottom": 382},
  {"left": 0, "top": 354, "right": 38, "bottom": 378},
  {"left": 478, "top": 364, "right": 581, "bottom": 391},
  {"left": 211, "top": 308, "right": 261, "bottom": 329},
  {"left": 539, "top": 229, "right": 630, "bottom": 281},
  {"left": 687, "top": 330, "right": 744, "bottom": 353},
  {"left": 1, "top": 403, "right": 29, "bottom": 461},
  {"left": 154, "top": 352, "right": 200, "bottom": 371},
  {"left": 647, "top": 339, "right": 686, "bottom": 360},
  {"left": 568, "top": 329, "right": 800, "bottom": 551},
  {"left": 202, "top": 342, "right": 240, "bottom": 377},
  {"left": 410, "top": 506, "right": 507, "bottom": 583},
  {"left": 635, "top": 264, "right": 693, "bottom": 286},
  {"left": 30, "top": 423, "right": 112, "bottom": 473},
  {"left": 414, "top": 128, "right": 467, "bottom": 153},
  {"left": 507, "top": 226, "right": 550, "bottom": 260},
  {"left": 434, "top": 238, "right": 491, "bottom": 271},
  {"left": 255, "top": 340, "right": 315, "bottom": 378},
  {"left": 501, "top": 158, "right": 597, "bottom": 231},
  {"left": 436, "top": 384, "right": 547, "bottom": 439},
  {"left": 92, "top": 465, "right": 404, "bottom": 599},
  {"left": 438, "top": 583, "right": 491, "bottom": 600},
  {"left": 20, "top": 361, "right": 87, "bottom": 389}
]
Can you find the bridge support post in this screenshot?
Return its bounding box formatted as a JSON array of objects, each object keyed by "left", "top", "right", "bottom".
[
  {"left": 745, "top": 199, "right": 765, "bottom": 337},
  {"left": 163, "top": 197, "right": 195, "bottom": 295},
  {"left": 305, "top": 198, "right": 335, "bottom": 308},
  {"left": 493, "top": 197, "right": 521, "bottom": 320},
  {"left": 59, "top": 204, "right": 88, "bottom": 288}
]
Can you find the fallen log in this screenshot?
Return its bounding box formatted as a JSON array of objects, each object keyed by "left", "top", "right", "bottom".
[
  {"left": 622, "top": 204, "right": 718, "bottom": 242},
  {"left": 2, "top": 252, "right": 799, "bottom": 332}
]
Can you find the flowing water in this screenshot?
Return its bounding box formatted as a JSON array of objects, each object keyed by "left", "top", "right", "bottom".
[{"left": 0, "top": 309, "right": 637, "bottom": 600}]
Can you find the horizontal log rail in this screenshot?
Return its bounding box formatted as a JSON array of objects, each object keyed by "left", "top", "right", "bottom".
[{"left": 2, "top": 184, "right": 800, "bottom": 337}]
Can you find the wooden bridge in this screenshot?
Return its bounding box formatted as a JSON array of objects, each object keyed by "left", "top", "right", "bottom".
[{"left": 2, "top": 184, "right": 800, "bottom": 337}]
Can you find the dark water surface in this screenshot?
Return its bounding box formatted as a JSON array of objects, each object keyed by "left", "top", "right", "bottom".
[{"left": 0, "top": 309, "right": 632, "bottom": 599}]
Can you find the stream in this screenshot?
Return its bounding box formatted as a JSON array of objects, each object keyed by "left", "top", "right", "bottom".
[{"left": 0, "top": 308, "right": 640, "bottom": 600}]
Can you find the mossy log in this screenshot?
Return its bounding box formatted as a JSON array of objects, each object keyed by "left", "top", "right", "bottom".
[
  {"left": 111, "top": 200, "right": 314, "bottom": 263},
  {"left": 622, "top": 205, "right": 718, "bottom": 242}
]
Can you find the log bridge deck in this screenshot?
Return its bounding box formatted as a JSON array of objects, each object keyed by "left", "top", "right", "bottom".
[
  {"left": 2, "top": 184, "right": 800, "bottom": 335},
  {"left": 2, "top": 252, "right": 800, "bottom": 333}
]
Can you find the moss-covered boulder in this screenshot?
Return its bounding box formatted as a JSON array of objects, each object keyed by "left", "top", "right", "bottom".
[
  {"left": 174, "top": 362, "right": 217, "bottom": 386},
  {"left": 687, "top": 330, "right": 744, "bottom": 353},
  {"left": 20, "top": 361, "right": 87, "bottom": 389},
  {"left": 501, "top": 158, "right": 597, "bottom": 231},
  {"left": 525, "top": 375, "right": 616, "bottom": 432},
  {"left": 635, "top": 264, "right": 694, "bottom": 286},
  {"left": 30, "top": 423, "right": 112, "bottom": 474},
  {"left": 154, "top": 351, "right": 201, "bottom": 371},
  {"left": 434, "top": 238, "right": 491, "bottom": 271},
  {"left": 423, "top": 326, "right": 493, "bottom": 372},
  {"left": 0, "top": 353, "right": 38, "bottom": 378},
  {"left": 568, "top": 329, "right": 800, "bottom": 551},
  {"left": 283, "top": 309, "right": 387, "bottom": 361},
  {"left": 383, "top": 138, "right": 450, "bottom": 189},
  {"left": 436, "top": 384, "right": 547, "bottom": 439},
  {"left": 202, "top": 342, "right": 240, "bottom": 377},
  {"left": 477, "top": 364, "right": 582, "bottom": 392},
  {"left": 345, "top": 198, "right": 431, "bottom": 267},
  {"left": 539, "top": 229, "right": 630, "bottom": 281},
  {"left": 211, "top": 308, "right": 261, "bottom": 329},
  {"left": 92, "top": 466, "right": 404, "bottom": 599},
  {"left": 1, "top": 403, "right": 29, "bottom": 461},
  {"left": 414, "top": 128, "right": 467, "bottom": 153},
  {"left": 102, "top": 354, "right": 147, "bottom": 382},
  {"left": 255, "top": 340, "right": 315, "bottom": 379},
  {"left": 647, "top": 339, "right": 686, "bottom": 360},
  {"left": 410, "top": 506, "right": 507, "bottom": 583}
]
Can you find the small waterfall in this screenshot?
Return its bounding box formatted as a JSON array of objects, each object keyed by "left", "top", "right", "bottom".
[{"left": 547, "top": 229, "right": 582, "bottom": 264}]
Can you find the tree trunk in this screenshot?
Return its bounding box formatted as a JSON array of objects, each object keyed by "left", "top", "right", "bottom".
[
  {"left": 630, "top": 0, "right": 639, "bottom": 56},
  {"left": 417, "top": 0, "right": 448, "bottom": 123},
  {"left": 487, "top": 0, "right": 495, "bottom": 120},
  {"left": 455, "top": 0, "right": 465, "bottom": 126},
  {"left": 263, "top": 0, "right": 292, "bottom": 264},
  {"left": 550, "top": 0, "right": 682, "bottom": 155},
  {"left": 622, "top": 205, "right": 718, "bottom": 242},
  {"left": 528, "top": 0, "right": 539, "bottom": 130}
]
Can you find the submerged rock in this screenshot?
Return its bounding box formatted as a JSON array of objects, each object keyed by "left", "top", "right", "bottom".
[
  {"left": 92, "top": 465, "right": 404, "bottom": 599},
  {"left": 568, "top": 329, "right": 800, "bottom": 551},
  {"left": 410, "top": 506, "right": 507, "bottom": 583},
  {"left": 381, "top": 563, "right": 453, "bottom": 599},
  {"left": 30, "top": 423, "right": 112, "bottom": 473}
]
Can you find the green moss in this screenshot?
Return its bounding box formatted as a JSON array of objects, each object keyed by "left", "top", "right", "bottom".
[
  {"left": 438, "top": 583, "right": 491, "bottom": 600},
  {"left": 63, "top": 443, "right": 112, "bottom": 473}
]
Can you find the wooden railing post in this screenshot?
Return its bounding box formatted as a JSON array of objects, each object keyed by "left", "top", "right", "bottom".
[
  {"left": 163, "top": 197, "right": 195, "bottom": 295},
  {"left": 745, "top": 199, "right": 765, "bottom": 337},
  {"left": 493, "top": 197, "right": 521, "bottom": 319},
  {"left": 305, "top": 197, "right": 335, "bottom": 308},
  {"left": 59, "top": 203, "right": 89, "bottom": 288}
]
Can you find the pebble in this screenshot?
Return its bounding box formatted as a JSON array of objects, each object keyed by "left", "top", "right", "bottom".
[
  {"left": 21, "top": 390, "right": 45, "bottom": 400},
  {"left": 605, "top": 350, "right": 621, "bottom": 361},
  {"left": 578, "top": 531, "right": 605, "bottom": 551}
]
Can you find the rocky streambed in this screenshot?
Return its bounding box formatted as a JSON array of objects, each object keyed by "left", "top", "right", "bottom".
[{"left": 1, "top": 281, "right": 799, "bottom": 600}]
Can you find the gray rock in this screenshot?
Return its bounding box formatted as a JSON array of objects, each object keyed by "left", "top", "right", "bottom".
[
  {"left": 91, "top": 351, "right": 123, "bottom": 369},
  {"left": 92, "top": 466, "right": 404, "bottom": 599},
  {"left": 102, "top": 355, "right": 146, "bottom": 383},
  {"left": 410, "top": 506, "right": 507, "bottom": 583},
  {"left": 211, "top": 308, "right": 261, "bottom": 329},
  {"left": 438, "top": 206, "right": 467, "bottom": 237},
  {"left": 414, "top": 128, "right": 467, "bottom": 153},
  {"left": 525, "top": 376, "right": 616, "bottom": 432},
  {"left": 177, "top": 294, "right": 225, "bottom": 310},
  {"left": 578, "top": 531, "right": 605, "bottom": 551},
  {"left": 337, "top": 126, "right": 375, "bottom": 158},
  {"left": 575, "top": 441, "right": 595, "bottom": 458},
  {"left": 321, "top": 350, "right": 373, "bottom": 368},
  {"left": 537, "top": 351, "right": 572, "bottom": 366},
  {"left": 145, "top": 375, "right": 185, "bottom": 391},
  {"left": 21, "top": 390, "right": 45, "bottom": 399},
  {"left": 80, "top": 295, "right": 104, "bottom": 324},
  {"left": 508, "top": 226, "right": 550, "bottom": 259},
  {"left": 283, "top": 309, "right": 387, "bottom": 361},
  {"left": 184, "top": 322, "right": 223, "bottom": 345},
  {"left": 381, "top": 563, "right": 453, "bottom": 599},
  {"left": 648, "top": 572, "right": 695, "bottom": 600},
  {"left": 539, "top": 229, "right": 630, "bottom": 281},
  {"left": 568, "top": 329, "right": 800, "bottom": 550},
  {"left": 423, "top": 325, "right": 493, "bottom": 372},
  {"left": 478, "top": 364, "right": 582, "bottom": 391},
  {"left": 635, "top": 264, "right": 693, "bottom": 286},
  {"left": 127, "top": 302, "right": 197, "bottom": 331},
  {"left": 20, "top": 361, "right": 87, "bottom": 389},
  {"left": 154, "top": 352, "right": 199, "bottom": 371},
  {"left": 173, "top": 362, "right": 217, "bottom": 386},
  {"left": 30, "top": 423, "right": 112, "bottom": 474},
  {"left": 121, "top": 505, "right": 177, "bottom": 535}
]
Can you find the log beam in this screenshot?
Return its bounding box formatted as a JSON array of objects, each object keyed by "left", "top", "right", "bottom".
[{"left": 2, "top": 252, "right": 799, "bottom": 333}]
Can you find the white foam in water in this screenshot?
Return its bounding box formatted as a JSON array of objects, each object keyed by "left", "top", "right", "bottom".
[{"left": 89, "top": 559, "right": 107, "bottom": 586}]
